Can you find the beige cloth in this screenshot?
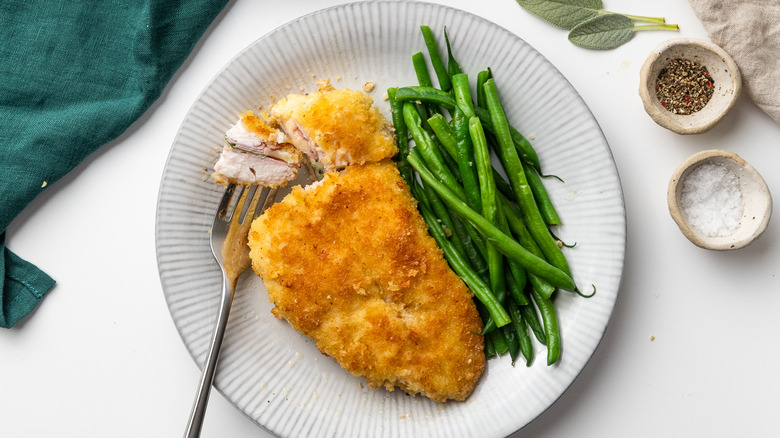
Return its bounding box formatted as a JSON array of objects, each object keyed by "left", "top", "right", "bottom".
[{"left": 688, "top": 0, "right": 780, "bottom": 124}]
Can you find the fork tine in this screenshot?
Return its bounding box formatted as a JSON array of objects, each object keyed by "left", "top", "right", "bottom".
[
  {"left": 224, "top": 185, "right": 245, "bottom": 222},
  {"left": 237, "top": 185, "right": 260, "bottom": 225},
  {"left": 216, "top": 183, "right": 237, "bottom": 220},
  {"left": 255, "top": 187, "right": 278, "bottom": 219}
]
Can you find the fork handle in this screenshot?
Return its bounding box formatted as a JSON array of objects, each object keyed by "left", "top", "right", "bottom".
[{"left": 183, "top": 272, "right": 233, "bottom": 438}]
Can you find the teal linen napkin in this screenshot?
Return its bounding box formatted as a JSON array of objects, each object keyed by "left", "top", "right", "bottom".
[
  {"left": 1, "top": 233, "right": 56, "bottom": 328},
  {"left": 0, "top": 0, "right": 228, "bottom": 328}
]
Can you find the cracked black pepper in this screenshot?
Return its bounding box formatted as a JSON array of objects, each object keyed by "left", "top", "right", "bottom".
[{"left": 655, "top": 58, "right": 715, "bottom": 115}]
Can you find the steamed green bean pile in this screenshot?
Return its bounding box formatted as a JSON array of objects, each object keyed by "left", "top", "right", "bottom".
[{"left": 388, "top": 26, "right": 590, "bottom": 366}]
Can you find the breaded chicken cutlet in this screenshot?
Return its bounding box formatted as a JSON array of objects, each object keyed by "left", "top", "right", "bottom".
[
  {"left": 248, "top": 161, "right": 485, "bottom": 402},
  {"left": 212, "top": 110, "right": 303, "bottom": 187},
  {"left": 271, "top": 80, "right": 396, "bottom": 171}
]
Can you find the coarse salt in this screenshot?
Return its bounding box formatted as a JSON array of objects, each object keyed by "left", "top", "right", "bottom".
[{"left": 680, "top": 162, "right": 743, "bottom": 237}]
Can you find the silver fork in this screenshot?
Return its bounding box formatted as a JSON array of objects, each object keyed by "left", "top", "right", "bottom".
[{"left": 184, "top": 183, "right": 276, "bottom": 438}]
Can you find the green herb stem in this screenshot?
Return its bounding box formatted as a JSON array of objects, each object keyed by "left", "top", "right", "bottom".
[
  {"left": 634, "top": 23, "right": 680, "bottom": 32},
  {"left": 600, "top": 10, "right": 666, "bottom": 24}
]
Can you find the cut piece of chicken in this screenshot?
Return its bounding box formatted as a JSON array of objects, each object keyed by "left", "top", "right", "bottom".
[
  {"left": 270, "top": 80, "right": 397, "bottom": 171},
  {"left": 212, "top": 110, "right": 302, "bottom": 187},
  {"left": 248, "top": 160, "right": 485, "bottom": 402}
]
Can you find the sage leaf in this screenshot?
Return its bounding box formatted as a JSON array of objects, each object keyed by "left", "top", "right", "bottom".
[
  {"left": 567, "top": 14, "right": 634, "bottom": 50},
  {"left": 514, "top": 0, "right": 678, "bottom": 49},
  {"left": 515, "top": 0, "right": 603, "bottom": 30},
  {"left": 568, "top": 14, "right": 680, "bottom": 50}
]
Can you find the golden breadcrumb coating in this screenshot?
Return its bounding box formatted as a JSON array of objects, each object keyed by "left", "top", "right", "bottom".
[
  {"left": 240, "top": 110, "right": 276, "bottom": 137},
  {"left": 238, "top": 110, "right": 289, "bottom": 144},
  {"left": 270, "top": 81, "right": 397, "bottom": 170},
  {"left": 248, "top": 161, "right": 485, "bottom": 402}
]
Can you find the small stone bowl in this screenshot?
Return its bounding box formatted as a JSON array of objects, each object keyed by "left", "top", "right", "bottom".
[
  {"left": 639, "top": 38, "right": 742, "bottom": 135},
  {"left": 668, "top": 149, "right": 771, "bottom": 250}
]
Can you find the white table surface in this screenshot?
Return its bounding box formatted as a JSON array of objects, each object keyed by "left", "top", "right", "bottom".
[{"left": 3, "top": 0, "right": 780, "bottom": 436}]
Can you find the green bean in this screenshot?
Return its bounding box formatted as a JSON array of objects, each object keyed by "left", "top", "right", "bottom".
[
  {"left": 444, "top": 26, "right": 463, "bottom": 77},
  {"left": 481, "top": 317, "right": 498, "bottom": 335},
  {"left": 417, "top": 193, "right": 510, "bottom": 327},
  {"left": 404, "top": 102, "right": 429, "bottom": 140},
  {"left": 498, "top": 205, "right": 529, "bottom": 306},
  {"left": 476, "top": 70, "right": 491, "bottom": 109},
  {"left": 420, "top": 184, "right": 481, "bottom": 271},
  {"left": 480, "top": 237, "right": 530, "bottom": 335},
  {"left": 471, "top": 107, "right": 516, "bottom": 202},
  {"left": 411, "top": 51, "right": 433, "bottom": 88},
  {"left": 420, "top": 25, "right": 451, "bottom": 92},
  {"left": 395, "top": 86, "right": 457, "bottom": 110},
  {"left": 473, "top": 105, "right": 542, "bottom": 173},
  {"left": 411, "top": 52, "right": 450, "bottom": 119},
  {"left": 469, "top": 116, "right": 506, "bottom": 304},
  {"left": 481, "top": 271, "right": 521, "bottom": 336},
  {"left": 452, "top": 108, "right": 482, "bottom": 213},
  {"left": 493, "top": 168, "right": 516, "bottom": 202},
  {"left": 413, "top": 102, "right": 433, "bottom": 133},
  {"left": 502, "top": 322, "right": 521, "bottom": 363},
  {"left": 403, "top": 103, "right": 465, "bottom": 201},
  {"left": 483, "top": 79, "right": 571, "bottom": 279},
  {"left": 461, "top": 219, "right": 489, "bottom": 287},
  {"left": 387, "top": 88, "right": 412, "bottom": 184},
  {"left": 531, "top": 286, "right": 561, "bottom": 365},
  {"left": 427, "top": 113, "right": 458, "bottom": 158},
  {"left": 407, "top": 152, "right": 576, "bottom": 291},
  {"left": 469, "top": 117, "right": 497, "bottom": 224},
  {"left": 479, "top": 214, "right": 511, "bottom": 337},
  {"left": 452, "top": 73, "right": 476, "bottom": 118},
  {"left": 422, "top": 177, "right": 466, "bottom": 258},
  {"left": 410, "top": 181, "right": 430, "bottom": 210},
  {"left": 524, "top": 161, "right": 561, "bottom": 226},
  {"left": 497, "top": 198, "right": 538, "bottom": 252},
  {"left": 484, "top": 333, "right": 496, "bottom": 358},
  {"left": 410, "top": 145, "right": 464, "bottom": 206},
  {"left": 434, "top": 136, "right": 462, "bottom": 183},
  {"left": 468, "top": 82, "right": 520, "bottom": 201},
  {"left": 426, "top": 115, "right": 462, "bottom": 183},
  {"left": 491, "top": 329, "right": 510, "bottom": 355},
  {"left": 508, "top": 298, "right": 534, "bottom": 366},
  {"left": 528, "top": 270, "right": 556, "bottom": 300},
  {"left": 465, "top": 220, "right": 488, "bottom": 259},
  {"left": 481, "top": 272, "right": 509, "bottom": 334},
  {"left": 505, "top": 263, "right": 528, "bottom": 306},
  {"left": 521, "top": 299, "right": 547, "bottom": 345},
  {"left": 449, "top": 209, "right": 488, "bottom": 280},
  {"left": 511, "top": 129, "right": 541, "bottom": 175},
  {"left": 487, "top": 252, "right": 506, "bottom": 309},
  {"left": 447, "top": 80, "right": 512, "bottom": 208},
  {"left": 413, "top": 135, "right": 480, "bottom": 273},
  {"left": 499, "top": 196, "right": 557, "bottom": 300}
]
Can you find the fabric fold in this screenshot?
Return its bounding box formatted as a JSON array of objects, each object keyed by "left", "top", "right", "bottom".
[
  {"left": 1, "top": 234, "right": 56, "bottom": 328},
  {"left": 688, "top": 0, "right": 780, "bottom": 124}
]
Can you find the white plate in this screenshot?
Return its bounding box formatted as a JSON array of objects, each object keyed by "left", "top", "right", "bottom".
[{"left": 155, "top": 2, "right": 626, "bottom": 437}]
